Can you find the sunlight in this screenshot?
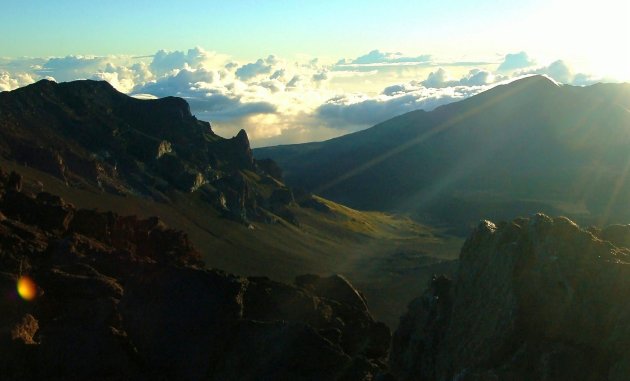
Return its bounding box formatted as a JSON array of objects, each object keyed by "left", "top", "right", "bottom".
[{"left": 541, "top": 0, "right": 629, "bottom": 81}]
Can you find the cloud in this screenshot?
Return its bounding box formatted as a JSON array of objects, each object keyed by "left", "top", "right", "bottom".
[
  {"left": 134, "top": 67, "right": 276, "bottom": 121},
  {"left": 458, "top": 69, "right": 498, "bottom": 86},
  {"left": 422, "top": 68, "right": 450, "bottom": 88},
  {"left": 571, "top": 72, "right": 600, "bottom": 86},
  {"left": 134, "top": 67, "right": 219, "bottom": 96},
  {"left": 524, "top": 60, "right": 572, "bottom": 83},
  {"left": 0, "top": 57, "right": 47, "bottom": 74},
  {"left": 235, "top": 56, "right": 277, "bottom": 81},
  {"left": 312, "top": 71, "right": 328, "bottom": 82},
  {"left": 37, "top": 55, "right": 107, "bottom": 82},
  {"left": 0, "top": 71, "right": 36, "bottom": 92},
  {"left": 92, "top": 61, "right": 153, "bottom": 93},
  {"left": 188, "top": 95, "right": 276, "bottom": 121},
  {"left": 270, "top": 69, "right": 286, "bottom": 80},
  {"left": 149, "top": 47, "right": 227, "bottom": 75},
  {"left": 519, "top": 60, "right": 599, "bottom": 85},
  {"left": 0, "top": 47, "right": 614, "bottom": 146},
  {"left": 316, "top": 84, "right": 487, "bottom": 129},
  {"left": 498, "top": 51, "right": 536, "bottom": 71},
  {"left": 337, "top": 49, "right": 432, "bottom": 66},
  {"left": 26, "top": 55, "right": 155, "bottom": 92},
  {"left": 421, "top": 68, "right": 501, "bottom": 88}
]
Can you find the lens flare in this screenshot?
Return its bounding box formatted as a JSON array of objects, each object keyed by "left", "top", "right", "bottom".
[{"left": 17, "top": 276, "right": 37, "bottom": 301}]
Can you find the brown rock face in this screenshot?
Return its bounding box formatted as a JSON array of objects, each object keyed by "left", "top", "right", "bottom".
[
  {"left": 0, "top": 166, "right": 390, "bottom": 380},
  {"left": 0, "top": 80, "right": 292, "bottom": 224},
  {"left": 391, "top": 214, "right": 630, "bottom": 381}
]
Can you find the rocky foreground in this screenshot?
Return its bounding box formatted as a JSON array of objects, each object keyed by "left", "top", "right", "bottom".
[
  {"left": 5, "top": 155, "right": 630, "bottom": 381},
  {"left": 391, "top": 214, "right": 630, "bottom": 381},
  {"left": 0, "top": 167, "right": 391, "bottom": 381}
]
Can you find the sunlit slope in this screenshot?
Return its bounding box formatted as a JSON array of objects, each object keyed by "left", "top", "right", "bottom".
[
  {"left": 3, "top": 159, "right": 460, "bottom": 327},
  {"left": 256, "top": 76, "right": 630, "bottom": 232}
]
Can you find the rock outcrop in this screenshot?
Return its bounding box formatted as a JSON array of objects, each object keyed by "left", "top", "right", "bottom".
[
  {"left": 0, "top": 79, "right": 293, "bottom": 224},
  {"left": 0, "top": 166, "right": 391, "bottom": 380},
  {"left": 391, "top": 214, "right": 630, "bottom": 381}
]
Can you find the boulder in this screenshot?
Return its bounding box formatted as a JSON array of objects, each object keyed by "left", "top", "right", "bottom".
[{"left": 391, "top": 214, "right": 630, "bottom": 381}]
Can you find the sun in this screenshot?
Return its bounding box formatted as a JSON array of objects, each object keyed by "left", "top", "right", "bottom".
[{"left": 531, "top": 0, "right": 630, "bottom": 82}]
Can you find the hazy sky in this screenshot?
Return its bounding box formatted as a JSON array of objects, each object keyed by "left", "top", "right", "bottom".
[{"left": 1, "top": 0, "right": 628, "bottom": 146}]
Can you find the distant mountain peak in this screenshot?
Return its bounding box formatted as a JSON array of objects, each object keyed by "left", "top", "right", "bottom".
[
  {"left": 255, "top": 79, "right": 630, "bottom": 231},
  {"left": 510, "top": 74, "right": 560, "bottom": 87},
  {"left": 479, "top": 74, "right": 561, "bottom": 101}
]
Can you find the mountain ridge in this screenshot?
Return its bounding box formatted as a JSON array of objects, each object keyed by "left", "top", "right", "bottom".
[{"left": 255, "top": 76, "right": 630, "bottom": 232}]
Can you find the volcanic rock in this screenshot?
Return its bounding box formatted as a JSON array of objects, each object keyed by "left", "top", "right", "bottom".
[
  {"left": 0, "top": 165, "right": 390, "bottom": 380},
  {"left": 0, "top": 80, "right": 294, "bottom": 224},
  {"left": 391, "top": 214, "right": 630, "bottom": 381}
]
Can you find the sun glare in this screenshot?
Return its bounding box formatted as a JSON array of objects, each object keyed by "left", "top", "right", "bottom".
[
  {"left": 545, "top": 0, "right": 630, "bottom": 81},
  {"left": 17, "top": 276, "right": 37, "bottom": 301}
]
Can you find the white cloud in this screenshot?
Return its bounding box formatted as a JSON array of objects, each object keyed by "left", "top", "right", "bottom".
[
  {"left": 519, "top": 60, "right": 600, "bottom": 85},
  {"left": 539, "top": 60, "right": 572, "bottom": 84},
  {"left": 235, "top": 56, "right": 277, "bottom": 81},
  {"left": 133, "top": 67, "right": 276, "bottom": 121},
  {"left": 134, "top": 67, "right": 219, "bottom": 96},
  {"left": 0, "top": 71, "right": 36, "bottom": 92},
  {"left": 316, "top": 84, "right": 488, "bottom": 129},
  {"left": 37, "top": 55, "right": 107, "bottom": 82},
  {"left": 422, "top": 68, "right": 450, "bottom": 88},
  {"left": 421, "top": 68, "right": 502, "bottom": 88},
  {"left": 149, "top": 47, "right": 228, "bottom": 75},
  {"left": 337, "top": 49, "right": 432, "bottom": 66},
  {"left": 92, "top": 62, "right": 153, "bottom": 93},
  {"left": 498, "top": 51, "right": 536, "bottom": 71}
]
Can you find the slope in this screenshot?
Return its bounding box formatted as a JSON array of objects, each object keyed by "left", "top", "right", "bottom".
[
  {"left": 256, "top": 76, "right": 630, "bottom": 233},
  {"left": 0, "top": 80, "right": 461, "bottom": 326}
]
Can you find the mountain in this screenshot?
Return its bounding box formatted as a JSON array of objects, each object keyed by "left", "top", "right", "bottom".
[
  {"left": 0, "top": 168, "right": 391, "bottom": 380},
  {"left": 390, "top": 214, "right": 630, "bottom": 381},
  {"left": 255, "top": 76, "right": 630, "bottom": 233},
  {"left": 0, "top": 79, "right": 459, "bottom": 327},
  {"left": 0, "top": 78, "right": 292, "bottom": 223}
]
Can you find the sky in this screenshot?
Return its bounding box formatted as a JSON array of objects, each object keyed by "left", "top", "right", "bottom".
[{"left": 1, "top": 0, "right": 628, "bottom": 147}]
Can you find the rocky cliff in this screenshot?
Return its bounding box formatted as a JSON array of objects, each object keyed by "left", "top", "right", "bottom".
[
  {"left": 0, "top": 79, "right": 301, "bottom": 224},
  {"left": 0, "top": 167, "right": 391, "bottom": 381},
  {"left": 391, "top": 214, "right": 630, "bottom": 381}
]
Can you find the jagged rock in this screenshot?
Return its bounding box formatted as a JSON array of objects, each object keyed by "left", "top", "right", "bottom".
[
  {"left": 156, "top": 140, "right": 172, "bottom": 159},
  {"left": 1, "top": 190, "right": 74, "bottom": 232},
  {"left": 0, "top": 80, "right": 298, "bottom": 222},
  {"left": 255, "top": 158, "right": 283, "bottom": 181},
  {"left": 391, "top": 214, "right": 630, "bottom": 381},
  {"left": 390, "top": 275, "right": 453, "bottom": 381},
  {"left": 10, "top": 314, "right": 38, "bottom": 344},
  {"left": 269, "top": 187, "right": 295, "bottom": 207}
]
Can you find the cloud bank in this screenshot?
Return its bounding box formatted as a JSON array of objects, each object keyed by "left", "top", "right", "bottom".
[{"left": 0, "top": 49, "right": 612, "bottom": 146}]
